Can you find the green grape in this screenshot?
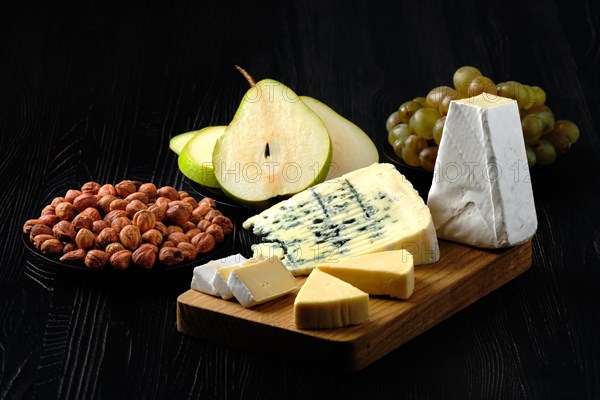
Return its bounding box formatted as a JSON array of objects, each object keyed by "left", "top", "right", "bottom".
[
  {"left": 521, "top": 114, "right": 544, "bottom": 146},
  {"left": 386, "top": 111, "right": 402, "bottom": 133},
  {"left": 525, "top": 145, "right": 537, "bottom": 167},
  {"left": 535, "top": 140, "right": 557, "bottom": 166},
  {"left": 438, "top": 93, "right": 457, "bottom": 116},
  {"left": 432, "top": 116, "right": 446, "bottom": 145},
  {"left": 402, "top": 135, "right": 428, "bottom": 167},
  {"left": 553, "top": 120, "right": 579, "bottom": 144},
  {"left": 531, "top": 86, "right": 546, "bottom": 106},
  {"left": 413, "top": 96, "right": 427, "bottom": 107},
  {"left": 398, "top": 101, "right": 422, "bottom": 124},
  {"left": 468, "top": 76, "right": 497, "bottom": 97},
  {"left": 496, "top": 81, "right": 520, "bottom": 100},
  {"left": 453, "top": 66, "right": 482, "bottom": 98},
  {"left": 409, "top": 108, "right": 441, "bottom": 140},
  {"left": 419, "top": 146, "right": 439, "bottom": 172},
  {"left": 545, "top": 129, "right": 572, "bottom": 155},
  {"left": 388, "top": 123, "right": 410, "bottom": 148},
  {"left": 526, "top": 104, "right": 555, "bottom": 135},
  {"left": 426, "top": 86, "right": 456, "bottom": 109},
  {"left": 515, "top": 84, "right": 536, "bottom": 110}
]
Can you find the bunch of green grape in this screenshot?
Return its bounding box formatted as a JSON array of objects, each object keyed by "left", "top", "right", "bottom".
[{"left": 386, "top": 66, "right": 580, "bottom": 171}]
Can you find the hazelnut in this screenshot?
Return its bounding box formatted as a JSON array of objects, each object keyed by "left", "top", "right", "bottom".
[
  {"left": 30, "top": 224, "right": 53, "bottom": 241},
  {"left": 38, "top": 214, "right": 59, "bottom": 227},
  {"left": 98, "top": 184, "right": 117, "bottom": 197},
  {"left": 50, "top": 197, "right": 66, "bottom": 207},
  {"left": 181, "top": 196, "right": 199, "bottom": 210},
  {"left": 199, "top": 197, "right": 217, "bottom": 208},
  {"left": 166, "top": 225, "right": 184, "bottom": 235},
  {"left": 212, "top": 216, "right": 234, "bottom": 235},
  {"left": 138, "top": 183, "right": 158, "bottom": 200},
  {"left": 92, "top": 219, "right": 110, "bottom": 235},
  {"left": 191, "top": 232, "right": 216, "bottom": 254},
  {"left": 23, "top": 219, "right": 41, "bottom": 234},
  {"left": 197, "top": 220, "right": 211, "bottom": 232},
  {"left": 157, "top": 186, "right": 180, "bottom": 201},
  {"left": 155, "top": 197, "right": 170, "bottom": 208},
  {"left": 53, "top": 220, "right": 76, "bottom": 241},
  {"left": 148, "top": 204, "right": 166, "bottom": 222},
  {"left": 169, "top": 200, "right": 193, "bottom": 214},
  {"left": 204, "top": 209, "right": 222, "bottom": 222},
  {"left": 166, "top": 204, "right": 190, "bottom": 227},
  {"left": 153, "top": 221, "right": 168, "bottom": 236},
  {"left": 73, "top": 193, "right": 97, "bottom": 212},
  {"left": 81, "top": 181, "right": 100, "bottom": 194},
  {"left": 205, "top": 224, "right": 224, "bottom": 243},
  {"left": 182, "top": 221, "right": 196, "bottom": 232},
  {"left": 132, "top": 245, "right": 156, "bottom": 270},
  {"left": 55, "top": 202, "right": 76, "bottom": 220},
  {"left": 104, "top": 210, "right": 127, "bottom": 224},
  {"left": 109, "top": 249, "right": 132, "bottom": 270},
  {"left": 160, "top": 240, "right": 175, "bottom": 249},
  {"left": 109, "top": 198, "right": 129, "bottom": 212},
  {"left": 80, "top": 207, "right": 102, "bottom": 222},
  {"left": 192, "top": 205, "right": 213, "bottom": 221},
  {"left": 115, "top": 180, "right": 137, "bottom": 198},
  {"left": 119, "top": 225, "right": 141, "bottom": 250},
  {"left": 126, "top": 200, "right": 147, "bottom": 219},
  {"left": 141, "top": 229, "right": 163, "bottom": 246},
  {"left": 72, "top": 214, "right": 94, "bottom": 231},
  {"left": 85, "top": 249, "right": 109, "bottom": 269},
  {"left": 33, "top": 234, "right": 56, "bottom": 249},
  {"left": 96, "top": 227, "right": 119, "bottom": 248},
  {"left": 111, "top": 216, "right": 132, "bottom": 233},
  {"left": 41, "top": 204, "right": 56, "bottom": 215},
  {"left": 105, "top": 242, "right": 125, "bottom": 256},
  {"left": 41, "top": 238, "right": 64, "bottom": 257},
  {"left": 186, "top": 228, "right": 201, "bottom": 240},
  {"left": 167, "top": 231, "right": 190, "bottom": 246},
  {"left": 177, "top": 242, "right": 197, "bottom": 261},
  {"left": 125, "top": 192, "right": 149, "bottom": 205},
  {"left": 63, "top": 243, "right": 76, "bottom": 253},
  {"left": 133, "top": 209, "right": 156, "bottom": 232},
  {"left": 97, "top": 195, "right": 117, "bottom": 215},
  {"left": 178, "top": 190, "right": 189, "bottom": 199},
  {"left": 60, "top": 248, "right": 86, "bottom": 264},
  {"left": 65, "top": 189, "right": 81, "bottom": 203},
  {"left": 158, "top": 246, "right": 184, "bottom": 267},
  {"left": 76, "top": 228, "right": 96, "bottom": 250}
]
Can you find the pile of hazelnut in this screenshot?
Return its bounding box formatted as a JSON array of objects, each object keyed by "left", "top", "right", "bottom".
[{"left": 22, "top": 180, "right": 233, "bottom": 270}]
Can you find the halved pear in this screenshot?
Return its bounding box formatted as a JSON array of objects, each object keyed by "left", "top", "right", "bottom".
[
  {"left": 300, "top": 96, "right": 379, "bottom": 179},
  {"left": 169, "top": 130, "right": 199, "bottom": 155},
  {"left": 178, "top": 126, "right": 227, "bottom": 188},
  {"left": 213, "top": 79, "right": 332, "bottom": 207}
]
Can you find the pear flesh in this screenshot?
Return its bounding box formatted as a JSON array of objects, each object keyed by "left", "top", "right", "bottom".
[
  {"left": 213, "top": 79, "right": 332, "bottom": 206},
  {"left": 300, "top": 96, "right": 379, "bottom": 179},
  {"left": 178, "top": 126, "right": 227, "bottom": 188}
]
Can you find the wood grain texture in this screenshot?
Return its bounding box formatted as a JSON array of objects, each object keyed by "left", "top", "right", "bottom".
[
  {"left": 0, "top": 0, "right": 599, "bottom": 398},
  {"left": 177, "top": 240, "right": 532, "bottom": 373}
]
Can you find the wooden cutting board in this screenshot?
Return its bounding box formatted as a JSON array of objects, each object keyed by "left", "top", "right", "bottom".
[{"left": 177, "top": 240, "right": 532, "bottom": 373}]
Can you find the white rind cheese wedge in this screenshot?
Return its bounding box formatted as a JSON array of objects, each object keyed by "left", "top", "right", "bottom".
[
  {"left": 227, "top": 257, "right": 297, "bottom": 308},
  {"left": 294, "top": 269, "right": 370, "bottom": 329},
  {"left": 427, "top": 94, "right": 537, "bottom": 248},
  {"left": 190, "top": 254, "right": 248, "bottom": 296},
  {"left": 243, "top": 163, "right": 439, "bottom": 276},
  {"left": 315, "top": 250, "right": 414, "bottom": 299},
  {"left": 211, "top": 265, "right": 241, "bottom": 300}
]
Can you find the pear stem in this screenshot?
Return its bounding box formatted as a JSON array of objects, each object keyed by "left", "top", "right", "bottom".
[{"left": 235, "top": 65, "right": 256, "bottom": 87}]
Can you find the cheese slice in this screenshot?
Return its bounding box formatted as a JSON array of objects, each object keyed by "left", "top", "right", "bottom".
[
  {"left": 315, "top": 250, "right": 414, "bottom": 299},
  {"left": 243, "top": 163, "right": 439, "bottom": 275},
  {"left": 190, "top": 253, "right": 247, "bottom": 296},
  {"left": 227, "top": 257, "right": 297, "bottom": 308},
  {"left": 212, "top": 265, "right": 241, "bottom": 300},
  {"left": 427, "top": 94, "right": 537, "bottom": 248},
  {"left": 294, "top": 269, "right": 369, "bottom": 329}
]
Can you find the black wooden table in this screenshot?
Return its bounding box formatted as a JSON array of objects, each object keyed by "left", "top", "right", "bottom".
[{"left": 1, "top": 1, "right": 599, "bottom": 399}]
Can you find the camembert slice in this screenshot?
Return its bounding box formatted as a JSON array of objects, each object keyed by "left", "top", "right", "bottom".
[
  {"left": 190, "top": 254, "right": 247, "bottom": 296},
  {"left": 294, "top": 269, "right": 369, "bottom": 329},
  {"left": 316, "top": 249, "right": 414, "bottom": 299}
]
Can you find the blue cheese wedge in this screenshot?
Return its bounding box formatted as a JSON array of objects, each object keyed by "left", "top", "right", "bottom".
[
  {"left": 243, "top": 163, "right": 439, "bottom": 276},
  {"left": 315, "top": 250, "right": 414, "bottom": 299},
  {"left": 227, "top": 257, "right": 297, "bottom": 308},
  {"left": 427, "top": 94, "right": 537, "bottom": 248},
  {"left": 190, "top": 254, "right": 247, "bottom": 296},
  {"left": 294, "top": 269, "right": 370, "bottom": 329}
]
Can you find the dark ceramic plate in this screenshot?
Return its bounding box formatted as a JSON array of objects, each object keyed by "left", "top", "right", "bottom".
[{"left": 188, "top": 180, "right": 243, "bottom": 208}]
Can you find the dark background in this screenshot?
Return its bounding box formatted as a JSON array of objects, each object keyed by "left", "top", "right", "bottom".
[{"left": 1, "top": 0, "right": 599, "bottom": 399}]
